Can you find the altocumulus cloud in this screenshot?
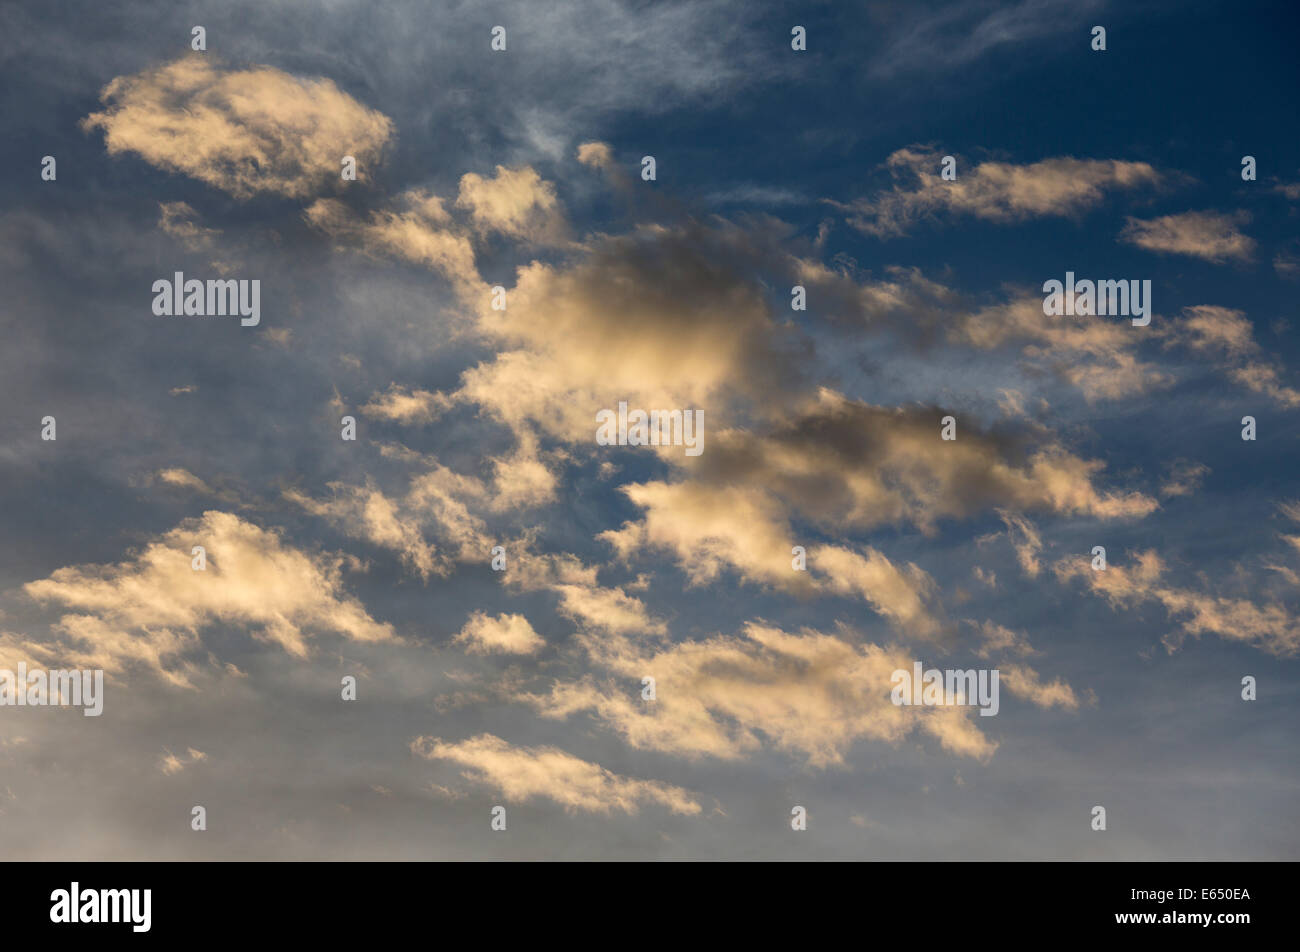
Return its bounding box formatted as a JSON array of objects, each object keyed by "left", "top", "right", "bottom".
[
  {"left": 82, "top": 56, "right": 393, "bottom": 199},
  {"left": 837, "top": 148, "right": 1162, "bottom": 237},
  {"left": 410, "top": 733, "right": 702, "bottom": 815},
  {"left": 1120, "top": 210, "right": 1256, "bottom": 264},
  {"left": 21, "top": 511, "right": 395, "bottom": 686},
  {"left": 524, "top": 621, "right": 1000, "bottom": 764}
]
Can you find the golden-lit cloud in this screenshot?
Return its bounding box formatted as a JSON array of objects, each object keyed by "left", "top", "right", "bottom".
[
  {"left": 83, "top": 57, "right": 393, "bottom": 199},
  {"left": 456, "top": 165, "right": 570, "bottom": 244},
  {"left": 304, "top": 189, "right": 481, "bottom": 293},
  {"left": 1056, "top": 549, "right": 1300, "bottom": 657},
  {"left": 159, "top": 747, "right": 207, "bottom": 775},
  {"left": 1120, "top": 211, "right": 1255, "bottom": 263},
  {"left": 838, "top": 148, "right": 1161, "bottom": 237},
  {"left": 411, "top": 733, "right": 702, "bottom": 814},
  {"left": 452, "top": 612, "right": 545, "bottom": 655},
  {"left": 598, "top": 480, "right": 947, "bottom": 639},
  {"left": 662, "top": 390, "right": 1159, "bottom": 532},
  {"left": 1159, "top": 460, "right": 1209, "bottom": 499},
  {"left": 504, "top": 550, "right": 668, "bottom": 638},
  {"left": 454, "top": 218, "right": 802, "bottom": 442},
  {"left": 972, "top": 620, "right": 1034, "bottom": 659},
  {"left": 526, "top": 622, "right": 998, "bottom": 764},
  {"left": 576, "top": 141, "right": 614, "bottom": 170},
  {"left": 1165, "top": 306, "right": 1300, "bottom": 408},
  {"left": 22, "top": 511, "right": 395, "bottom": 684},
  {"left": 997, "top": 510, "right": 1043, "bottom": 577},
  {"left": 360, "top": 384, "right": 453, "bottom": 424},
  {"left": 594, "top": 391, "right": 1156, "bottom": 638},
  {"left": 286, "top": 482, "right": 445, "bottom": 580},
  {"left": 287, "top": 437, "right": 558, "bottom": 582},
  {"left": 157, "top": 467, "right": 215, "bottom": 495},
  {"left": 999, "top": 663, "right": 1081, "bottom": 709},
  {"left": 791, "top": 264, "right": 1169, "bottom": 403}
]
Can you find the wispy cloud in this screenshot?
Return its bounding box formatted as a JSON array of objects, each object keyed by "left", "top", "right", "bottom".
[
  {"left": 411, "top": 733, "right": 702, "bottom": 814},
  {"left": 836, "top": 148, "right": 1160, "bottom": 237}
]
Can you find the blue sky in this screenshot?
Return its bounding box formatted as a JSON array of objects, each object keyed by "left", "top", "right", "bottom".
[{"left": 0, "top": 0, "right": 1297, "bottom": 859}]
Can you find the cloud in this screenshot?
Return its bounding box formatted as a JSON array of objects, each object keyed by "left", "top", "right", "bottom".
[
  {"left": 1225, "top": 364, "right": 1300, "bottom": 409},
  {"left": 868, "top": 0, "right": 1104, "bottom": 79},
  {"left": 972, "top": 620, "right": 1034, "bottom": 658},
  {"left": 22, "top": 511, "right": 395, "bottom": 684},
  {"left": 452, "top": 612, "right": 544, "bottom": 656},
  {"left": 453, "top": 217, "right": 805, "bottom": 443},
  {"left": 802, "top": 264, "right": 1169, "bottom": 403},
  {"left": 596, "top": 391, "right": 1154, "bottom": 638},
  {"left": 287, "top": 437, "right": 558, "bottom": 582},
  {"left": 360, "top": 384, "right": 453, "bottom": 424},
  {"left": 159, "top": 747, "right": 207, "bottom": 775},
  {"left": 1055, "top": 550, "right": 1300, "bottom": 657},
  {"left": 1159, "top": 460, "right": 1209, "bottom": 499},
  {"left": 152, "top": 468, "right": 246, "bottom": 508},
  {"left": 287, "top": 481, "right": 445, "bottom": 580},
  {"left": 500, "top": 550, "right": 668, "bottom": 640},
  {"left": 659, "top": 390, "right": 1159, "bottom": 533},
  {"left": 411, "top": 733, "right": 701, "bottom": 815},
  {"left": 456, "top": 165, "right": 570, "bottom": 245},
  {"left": 599, "top": 479, "right": 947, "bottom": 639},
  {"left": 1165, "top": 306, "right": 1300, "bottom": 408},
  {"left": 0, "top": 631, "right": 63, "bottom": 671},
  {"left": 837, "top": 148, "right": 1160, "bottom": 237},
  {"left": 157, "top": 467, "right": 216, "bottom": 495},
  {"left": 486, "top": 436, "right": 560, "bottom": 511},
  {"left": 304, "top": 189, "right": 481, "bottom": 293},
  {"left": 552, "top": 579, "right": 667, "bottom": 638},
  {"left": 1174, "top": 305, "right": 1259, "bottom": 359},
  {"left": 997, "top": 510, "right": 1043, "bottom": 577},
  {"left": 576, "top": 141, "right": 614, "bottom": 169},
  {"left": 83, "top": 57, "right": 393, "bottom": 199},
  {"left": 1120, "top": 211, "right": 1255, "bottom": 263},
  {"left": 953, "top": 292, "right": 1170, "bottom": 402},
  {"left": 526, "top": 621, "right": 998, "bottom": 765},
  {"left": 1274, "top": 249, "right": 1300, "bottom": 280},
  {"left": 999, "top": 663, "right": 1081, "bottom": 709},
  {"left": 158, "top": 202, "right": 220, "bottom": 251}
]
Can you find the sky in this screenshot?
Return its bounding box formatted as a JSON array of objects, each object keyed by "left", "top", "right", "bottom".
[{"left": 1, "top": 0, "right": 1298, "bottom": 860}]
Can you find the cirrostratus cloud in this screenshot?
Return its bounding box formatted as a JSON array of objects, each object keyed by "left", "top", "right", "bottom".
[
  {"left": 837, "top": 148, "right": 1161, "bottom": 237},
  {"left": 82, "top": 57, "right": 393, "bottom": 199},
  {"left": 21, "top": 511, "right": 395, "bottom": 685}
]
